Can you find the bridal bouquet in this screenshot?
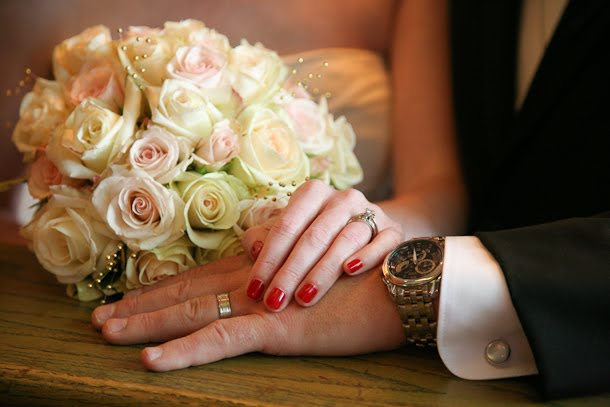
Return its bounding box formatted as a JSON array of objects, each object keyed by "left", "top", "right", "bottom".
[{"left": 11, "top": 20, "right": 363, "bottom": 302}]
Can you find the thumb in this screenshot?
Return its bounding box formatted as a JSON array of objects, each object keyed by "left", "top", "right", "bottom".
[{"left": 241, "top": 219, "right": 274, "bottom": 261}]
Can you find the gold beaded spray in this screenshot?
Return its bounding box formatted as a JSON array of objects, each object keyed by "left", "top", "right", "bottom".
[
  {"left": 290, "top": 56, "right": 331, "bottom": 99},
  {"left": 3, "top": 67, "right": 36, "bottom": 134},
  {"left": 116, "top": 27, "right": 151, "bottom": 91}
]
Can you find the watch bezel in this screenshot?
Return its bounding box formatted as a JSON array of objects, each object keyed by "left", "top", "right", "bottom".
[{"left": 382, "top": 238, "right": 444, "bottom": 288}]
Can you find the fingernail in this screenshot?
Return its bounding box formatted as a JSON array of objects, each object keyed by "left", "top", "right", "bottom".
[
  {"left": 265, "top": 287, "right": 286, "bottom": 310},
  {"left": 106, "top": 318, "right": 127, "bottom": 333},
  {"left": 247, "top": 278, "right": 265, "bottom": 300},
  {"left": 144, "top": 347, "right": 163, "bottom": 361},
  {"left": 94, "top": 304, "right": 115, "bottom": 325},
  {"left": 251, "top": 240, "right": 263, "bottom": 260},
  {"left": 297, "top": 283, "right": 318, "bottom": 304},
  {"left": 346, "top": 259, "right": 363, "bottom": 274}
]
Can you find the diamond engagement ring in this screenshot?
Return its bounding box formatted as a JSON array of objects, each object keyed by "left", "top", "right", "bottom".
[
  {"left": 347, "top": 208, "right": 379, "bottom": 241},
  {"left": 216, "top": 293, "right": 232, "bottom": 319}
]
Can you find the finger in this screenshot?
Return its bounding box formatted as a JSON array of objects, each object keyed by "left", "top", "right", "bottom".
[
  {"left": 343, "top": 228, "right": 404, "bottom": 276},
  {"left": 123, "top": 254, "right": 251, "bottom": 299},
  {"left": 102, "top": 288, "right": 252, "bottom": 345},
  {"left": 292, "top": 219, "right": 375, "bottom": 307},
  {"left": 245, "top": 180, "right": 334, "bottom": 300},
  {"left": 241, "top": 220, "right": 273, "bottom": 261},
  {"left": 92, "top": 265, "right": 249, "bottom": 329},
  {"left": 141, "top": 314, "right": 268, "bottom": 371},
  {"left": 262, "top": 190, "right": 382, "bottom": 311}
]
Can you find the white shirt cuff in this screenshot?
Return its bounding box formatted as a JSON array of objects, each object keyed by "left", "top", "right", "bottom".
[{"left": 437, "top": 236, "right": 539, "bottom": 379}]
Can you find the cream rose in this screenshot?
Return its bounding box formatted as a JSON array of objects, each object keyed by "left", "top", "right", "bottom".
[
  {"left": 125, "top": 236, "right": 196, "bottom": 289},
  {"left": 12, "top": 79, "right": 68, "bottom": 162},
  {"left": 147, "top": 79, "right": 224, "bottom": 146},
  {"left": 52, "top": 25, "right": 113, "bottom": 84},
  {"left": 47, "top": 98, "right": 130, "bottom": 179},
  {"left": 127, "top": 125, "right": 193, "bottom": 184},
  {"left": 172, "top": 171, "right": 249, "bottom": 249},
  {"left": 92, "top": 172, "right": 185, "bottom": 251},
  {"left": 280, "top": 97, "right": 332, "bottom": 155},
  {"left": 231, "top": 40, "right": 288, "bottom": 105},
  {"left": 230, "top": 106, "right": 309, "bottom": 191},
  {"left": 195, "top": 230, "right": 244, "bottom": 264},
  {"left": 65, "top": 64, "right": 125, "bottom": 112},
  {"left": 237, "top": 195, "right": 288, "bottom": 230},
  {"left": 28, "top": 152, "right": 82, "bottom": 199},
  {"left": 327, "top": 116, "right": 363, "bottom": 189},
  {"left": 192, "top": 119, "right": 240, "bottom": 171},
  {"left": 21, "top": 186, "right": 115, "bottom": 284},
  {"left": 117, "top": 26, "right": 170, "bottom": 86},
  {"left": 167, "top": 45, "right": 232, "bottom": 92}
]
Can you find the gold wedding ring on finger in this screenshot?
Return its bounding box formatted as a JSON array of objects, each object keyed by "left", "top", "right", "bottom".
[
  {"left": 216, "top": 293, "right": 232, "bottom": 319},
  {"left": 347, "top": 208, "right": 379, "bottom": 241}
]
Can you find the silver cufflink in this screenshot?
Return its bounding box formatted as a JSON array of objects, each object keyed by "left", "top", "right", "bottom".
[{"left": 485, "top": 339, "right": 511, "bottom": 365}]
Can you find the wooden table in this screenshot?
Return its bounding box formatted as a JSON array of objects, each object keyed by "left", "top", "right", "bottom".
[{"left": 0, "top": 224, "right": 608, "bottom": 406}]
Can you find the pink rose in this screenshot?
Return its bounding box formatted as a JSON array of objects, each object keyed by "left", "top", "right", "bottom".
[
  {"left": 28, "top": 152, "right": 81, "bottom": 199},
  {"left": 193, "top": 119, "right": 240, "bottom": 170},
  {"left": 66, "top": 64, "right": 124, "bottom": 112},
  {"left": 128, "top": 125, "right": 193, "bottom": 184},
  {"left": 167, "top": 46, "right": 230, "bottom": 89},
  {"left": 283, "top": 98, "right": 332, "bottom": 155}
]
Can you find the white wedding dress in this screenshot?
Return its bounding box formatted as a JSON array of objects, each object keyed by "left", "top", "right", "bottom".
[{"left": 14, "top": 48, "right": 392, "bottom": 224}]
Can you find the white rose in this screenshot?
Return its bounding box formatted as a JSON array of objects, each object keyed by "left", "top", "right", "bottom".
[
  {"left": 21, "top": 186, "right": 116, "bottom": 284},
  {"left": 237, "top": 195, "right": 288, "bottom": 230},
  {"left": 52, "top": 25, "right": 114, "bottom": 84},
  {"left": 92, "top": 172, "right": 185, "bottom": 251},
  {"left": 147, "top": 79, "right": 224, "bottom": 146},
  {"left": 27, "top": 152, "right": 82, "bottom": 199},
  {"left": 125, "top": 236, "right": 196, "bottom": 289},
  {"left": 167, "top": 45, "right": 233, "bottom": 94},
  {"left": 127, "top": 125, "right": 193, "bottom": 184},
  {"left": 192, "top": 119, "right": 240, "bottom": 171},
  {"left": 171, "top": 171, "right": 249, "bottom": 249},
  {"left": 230, "top": 106, "right": 309, "bottom": 191},
  {"left": 195, "top": 230, "right": 244, "bottom": 264},
  {"left": 65, "top": 64, "right": 125, "bottom": 112},
  {"left": 118, "top": 26, "right": 171, "bottom": 86},
  {"left": 327, "top": 116, "right": 363, "bottom": 189},
  {"left": 231, "top": 40, "right": 288, "bottom": 105},
  {"left": 280, "top": 97, "right": 332, "bottom": 155},
  {"left": 47, "top": 99, "right": 131, "bottom": 179},
  {"left": 162, "top": 19, "right": 207, "bottom": 43},
  {"left": 12, "top": 79, "right": 68, "bottom": 162}
]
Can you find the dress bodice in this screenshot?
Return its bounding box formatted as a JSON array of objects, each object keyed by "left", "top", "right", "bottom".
[{"left": 282, "top": 48, "right": 392, "bottom": 201}]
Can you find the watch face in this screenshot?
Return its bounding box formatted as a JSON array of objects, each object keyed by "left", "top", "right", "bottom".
[{"left": 384, "top": 239, "right": 443, "bottom": 283}]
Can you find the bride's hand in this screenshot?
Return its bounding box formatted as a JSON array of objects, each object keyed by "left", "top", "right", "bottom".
[
  {"left": 241, "top": 180, "right": 403, "bottom": 311},
  {"left": 91, "top": 255, "right": 405, "bottom": 371}
]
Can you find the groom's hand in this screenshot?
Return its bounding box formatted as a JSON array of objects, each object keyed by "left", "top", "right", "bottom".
[{"left": 92, "top": 256, "right": 405, "bottom": 371}]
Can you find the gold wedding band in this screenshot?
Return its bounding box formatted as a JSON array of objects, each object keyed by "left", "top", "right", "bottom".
[
  {"left": 216, "top": 292, "right": 232, "bottom": 319},
  {"left": 347, "top": 208, "right": 379, "bottom": 241}
]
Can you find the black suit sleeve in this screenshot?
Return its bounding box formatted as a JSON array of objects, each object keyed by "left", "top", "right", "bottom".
[{"left": 476, "top": 214, "right": 610, "bottom": 398}]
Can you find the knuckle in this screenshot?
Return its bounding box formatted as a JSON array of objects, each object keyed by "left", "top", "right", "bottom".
[
  {"left": 303, "top": 226, "right": 331, "bottom": 250},
  {"left": 277, "top": 266, "right": 303, "bottom": 284},
  {"left": 271, "top": 216, "right": 300, "bottom": 239},
  {"left": 209, "top": 321, "right": 232, "bottom": 357},
  {"left": 171, "top": 279, "right": 193, "bottom": 302},
  {"left": 182, "top": 297, "right": 206, "bottom": 323},
  {"left": 337, "top": 225, "right": 364, "bottom": 246},
  {"left": 340, "top": 188, "right": 365, "bottom": 203}
]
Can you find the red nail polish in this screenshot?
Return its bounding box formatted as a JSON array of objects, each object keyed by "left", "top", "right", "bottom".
[
  {"left": 297, "top": 283, "right": 318, "bottom": 304},
  {"left": 251, "top": 241, "right": 263, "bottom": 260},
  {"left": 265, "top": 287, "right": 286, "bottom": 310},
  {"left": 247, "top": 279, "right": 265, "bottom": 300},
  {"left": 346, "top": 259, "right": 363, "bottom": 274}
]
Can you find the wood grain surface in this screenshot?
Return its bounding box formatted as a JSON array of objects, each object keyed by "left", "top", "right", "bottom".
[{"left": 0, "top": 223, "right": 608, "bottom": 406}]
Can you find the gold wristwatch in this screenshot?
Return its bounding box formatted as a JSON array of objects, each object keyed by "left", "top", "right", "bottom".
[{"left": 382, "top": 237, "right": 444, "bottom": 347}]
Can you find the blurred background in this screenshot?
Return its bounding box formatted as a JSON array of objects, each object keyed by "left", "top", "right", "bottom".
[{"left": 0, "top": 0, "right": 395, "bottom": 220}]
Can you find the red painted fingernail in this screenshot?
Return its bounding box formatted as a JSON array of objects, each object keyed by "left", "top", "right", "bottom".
[
  {"left": 297, "top": 283, "right": 318, "bottom": 304},
  {"left": 346, "top": 259, "right": 363, "bottom": 274},
  {"left": 265, "top": 287, "right": 286, "bottom": 310},
  {"left": 251, "top": 241, "right": 263, "bottom": 260},
  {"left": 247, "top": 279, "right": 265, "bottom": 300}
]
